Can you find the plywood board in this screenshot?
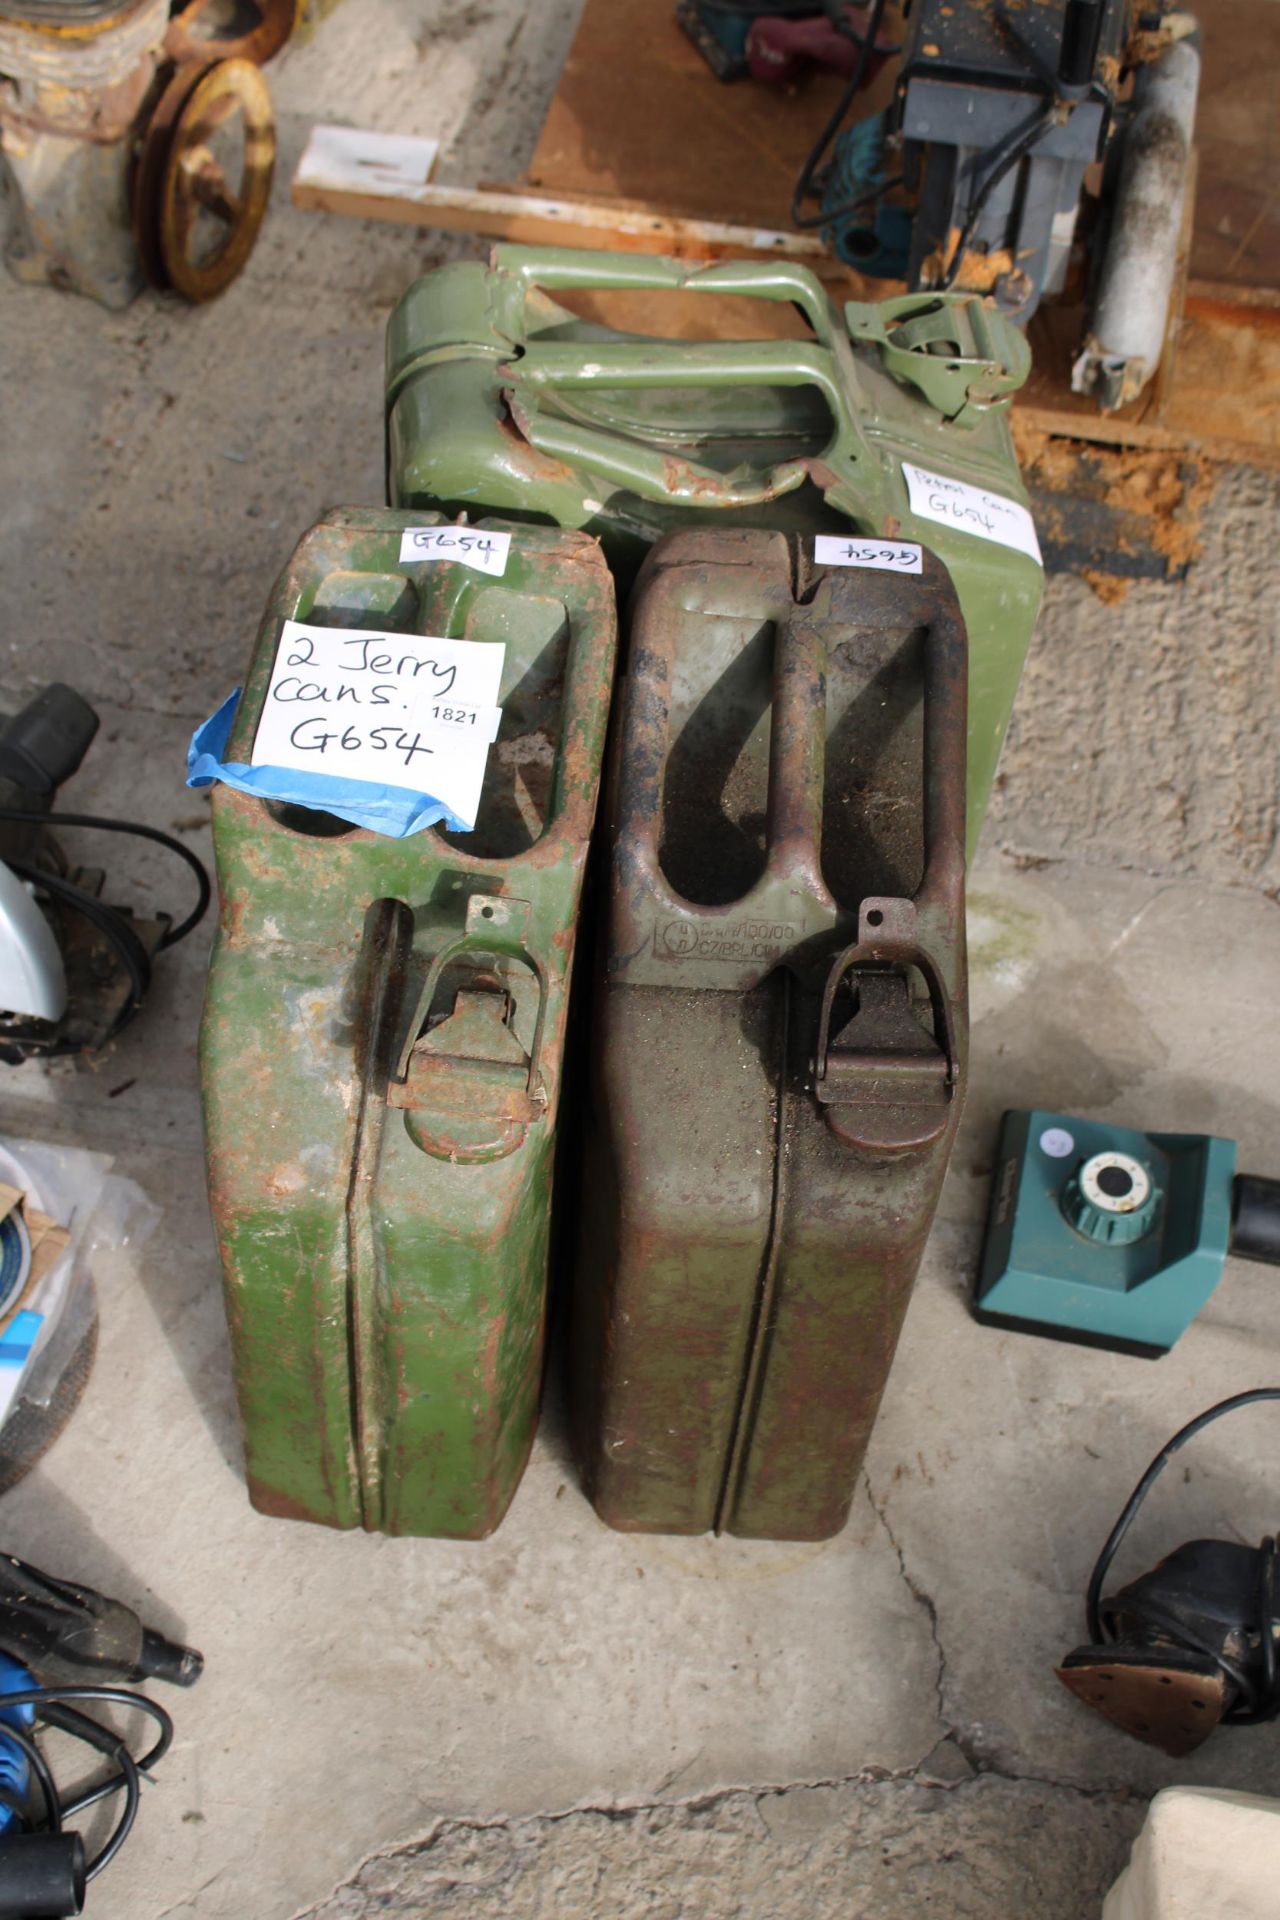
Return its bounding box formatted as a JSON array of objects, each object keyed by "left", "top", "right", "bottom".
[{"left": 525, "top": 0, "right": 902, "bottom": 227}]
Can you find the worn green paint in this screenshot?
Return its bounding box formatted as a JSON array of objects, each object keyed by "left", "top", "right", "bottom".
[
  {"left": 200, "top": 508, "right": 617, "bottom": 1536},
  {"left": 385, "top": 247, "right": 1042, "bottom": 856}
]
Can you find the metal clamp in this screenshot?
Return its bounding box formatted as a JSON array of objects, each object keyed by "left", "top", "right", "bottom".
[
  {"left": 814, "top": 907, "right": 959, "bottom": 1153},
  {"left": 843, "top": 292, "right": 1031, "bottom": 425},
  {"left": 389, "top": 894, "right": 549, "bottom": 1163}
]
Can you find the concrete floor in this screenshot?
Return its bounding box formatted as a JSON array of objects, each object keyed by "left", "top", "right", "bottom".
[{"left": 2, "top": 1, "right": 1280, "bottom": 1913}]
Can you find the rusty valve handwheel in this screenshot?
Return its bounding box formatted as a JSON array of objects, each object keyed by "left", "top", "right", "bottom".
[
  {"left": 165, "top": 0, "right": 298, "bottom": 67},
  {"left": 136, "top": 58, "right": 276, "bottom": 303}
]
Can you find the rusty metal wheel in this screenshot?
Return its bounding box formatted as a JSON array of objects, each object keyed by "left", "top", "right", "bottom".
[
  {"left": 165, "top": 0, "right": 299, "bottom": 70},
  {"left": 132, "top": 60, "right": 207, "bottom": 290},
  {"left": 141, "top": 57, "right": 275, "bottom": 303}
]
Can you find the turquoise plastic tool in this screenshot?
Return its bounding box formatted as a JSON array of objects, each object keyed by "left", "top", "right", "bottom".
[{"left": 974, "top": 1110, "right": 1242, "bottom": 1357}]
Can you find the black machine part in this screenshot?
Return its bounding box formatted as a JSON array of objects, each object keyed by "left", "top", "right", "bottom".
[
  {"left": 0, "top": 1554, "right": 203, "bottom": 1690},
  {"left": 0, "top": 687, "right": 99, "bottom": 873},
  {"left": 0, "top": 689, "right": 97, "bottom": 804},
  {"left": 0, "top": 1833, "right": 86, "bottom": 1918},
  {"left": 1057, "top": 1389, "right": 1280, "bottom": 1756},
  {"left": 1232, "top": 1176, "right": 1280, "bottom": 1268},
  {"left": 894, "top": 0, "right": 1131, "bottom": 318},
  {"left": 0, "top": 681, "right": 210, "bottom": 1060}
]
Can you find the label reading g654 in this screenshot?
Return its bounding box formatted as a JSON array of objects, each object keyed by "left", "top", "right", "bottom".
[
  {"left": 814, "top": 535, "right": 922, "bottom": 574},
  {"left": 903, "top": 462, "right": 1042, "bottom": 565},
  {"left": 399, "top": 527, "right": 511, "bottom": 575}
]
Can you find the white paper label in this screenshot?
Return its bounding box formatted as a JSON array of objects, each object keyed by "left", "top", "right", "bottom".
[
  {"left": 1039, "top": 1127, "right": 1076, "bottom": 1160},
  {"left": 252, "top": 621, "right": 505, "bottom": 829},
  {"left": 399, "top": 527, "right": 512, "bottom": 576},
  {"left": 297, "top": 124, "right": 440, "bottom": 196},
  {"left": 902, "top": 462, "right": 1042, "bottom": 565},
  {"left": 814, "top": 535, "right": 923, "bottom": 574}
]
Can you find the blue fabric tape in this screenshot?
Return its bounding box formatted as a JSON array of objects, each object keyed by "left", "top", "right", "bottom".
[
  {"left": 186, "top": 690, "right": 471, "bottom": 837},
  {"left": 0, "top": 1310, "right": 42, "bottom": 1371}
]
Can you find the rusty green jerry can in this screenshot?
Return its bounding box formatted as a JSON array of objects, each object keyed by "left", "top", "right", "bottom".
[
  {"left": 200, "top": 508, "right": 617, "bottom": 1536},
  {"left": 570, "top": 526, "right": 968, "bottom": 1540},
  {"left": 386, "top": 246, "right": 1041, "bottom": 855}
]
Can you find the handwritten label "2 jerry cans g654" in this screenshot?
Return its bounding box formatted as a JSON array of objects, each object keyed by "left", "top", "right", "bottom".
[
  {"left": 200, "top": 508, "right": 616, "bottom": 1538},
  {"left": 569, "top": 527, "right": 969, "bottom": 1541}
]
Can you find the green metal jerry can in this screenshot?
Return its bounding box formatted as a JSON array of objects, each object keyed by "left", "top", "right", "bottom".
[
  {"left": 200, "top": 508, "right": 617, "bottom": 1536},
  {"left": 385, "top": 246, "right": 1042, "bottom": 855},
  {"left": 570, "top": 527, "right": 969, "bottom": 1540}
]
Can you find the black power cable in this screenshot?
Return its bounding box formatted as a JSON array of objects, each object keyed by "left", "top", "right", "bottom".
[
  {"left": 936, "top": 100, "right": 1061, "bottom": 290},
  {"left": 790, "top": 0, "right": 891, "bottom": 230},
  {"left": 0, "top": 1684, "right": 173, "bottom": 1883},
  {"left": 0, "top": 805, "right": 211, "bottom": 1058},
  {"left": 0, "top": 863, "right": 151, "bottom": 1059},
  {"left": 2, "top": 865, "right": 151, "bottom": 1011},
  {"left": 0, "top": 809, "right": 210, "bottom": 950}
]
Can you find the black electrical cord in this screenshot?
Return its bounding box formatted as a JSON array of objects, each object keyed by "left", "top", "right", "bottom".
[
  {"left": 820, "top": 174, "right": 906, "bottom": 233},
  {"left": 1, "top": 865, "right": 150, "bottom": 1006},
  {"left": 0, "top": 807, "right": 211, "bottom": 949},
  {"left": 1085, "top": 1388, "right": 1280, "bottom": 1718},
  {"left": 0, "top": 861, "right": 152, "bottom": 1057},
  {"left": 790, "top": 0, "right": 890, "bottom": 229},
  {"left": 0, "top": 1684, "right": 173, "bottom": 1882},
  {"left": 0, "top": 806, "right": 211, "bottom": 1056},
  {"left": 79, "top": 1745, "right": 140, "bottom": 1881}
]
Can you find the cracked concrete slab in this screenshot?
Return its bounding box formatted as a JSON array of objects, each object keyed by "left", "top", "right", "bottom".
[
  {"left": 869, "top": 863, "right": 1280, "bottom": 1804},
  {"left": 1, "top": 0, "right": 1279, "bottom": 1915},
  {"left": 299, "top": 1777, "right": 1147, "bottom": 1919}
]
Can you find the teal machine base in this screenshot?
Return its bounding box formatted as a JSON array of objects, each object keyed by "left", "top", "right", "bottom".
[{"left": 974, "top": 1110, "right": 1238, "bottom": 1358}]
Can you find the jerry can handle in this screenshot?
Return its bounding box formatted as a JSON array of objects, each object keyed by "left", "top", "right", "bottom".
[
  {"left": 506, "top": 393, "right": 806, "bottom": 509},
  {"left": 505, "top": 341, "right": 860, "bottom": 509},
  {"left": 492, "top": 245, "right": 838, "bottom": 345},
  {"left": 814, "top": 919, "right": 959, "bottom": 1098}
]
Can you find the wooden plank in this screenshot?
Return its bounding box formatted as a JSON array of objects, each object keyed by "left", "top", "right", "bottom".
[
  {"left": 292, "top": 140, "right": 843, "bottom": 271},
  {"left": 1187, "top": 0, "right": 1280, "bottom": 290}
]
